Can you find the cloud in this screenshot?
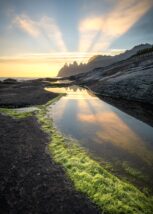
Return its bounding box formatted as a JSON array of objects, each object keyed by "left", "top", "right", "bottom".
[
  {"left": 78, "top": 0, "right": 153, "bottom": 52},
  {"left": 78, "top": 17, "right": 103, "bottom": 52},
  {"left": 14, "top": 15, "right": 40, "bottom": 37},
  {"left": 39, "top": 16, "right": 67, "bottom": 52},
  {"left": 13, "top": 14, "right": 67, "bottom": 52}
]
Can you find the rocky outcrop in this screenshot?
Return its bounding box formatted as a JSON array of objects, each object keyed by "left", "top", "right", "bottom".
[
  {"left": 75, "top": 50, "right": 153, "bottom": 105},
  {"left": 57, "top": 44, "right": 152, "bottom": 77},
  {"left": 0, "top": 79, "right": 59, "bottom": 107}
]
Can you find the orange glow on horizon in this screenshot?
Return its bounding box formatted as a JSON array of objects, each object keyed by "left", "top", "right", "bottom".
[
  {"left": 0, "top": 63, "right": 60, "bottom": 77},
  {"left": 0, "top": 0, "right": 152, "bottom": 78},
  {"left": 0, "top": 50, "right": 124, "bottom": 77}
]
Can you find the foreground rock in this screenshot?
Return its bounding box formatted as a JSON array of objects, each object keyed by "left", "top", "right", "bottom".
[
  {"left": 0, "top": 114, "right": 100, "bottom": 214},
  {"left": 0, "top": 79, "right": 58, "bottom": 107}
]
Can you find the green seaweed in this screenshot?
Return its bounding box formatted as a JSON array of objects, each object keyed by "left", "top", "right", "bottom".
[
  {"left": 0, "top": 107, "right": 33, "bottom": 119},
  {"left": 36, "top": 97, "right": 153, "bottom": 214},
  {"left": 1, "top": 93, "right": 153, "bottom": 213},
  {"left": 0, "top": 93, "right": 64, "bottom": 119}
]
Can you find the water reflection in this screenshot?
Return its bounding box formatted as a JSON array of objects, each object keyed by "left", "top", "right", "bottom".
[
  {"left": 97, "top": 96, "right": 153, "bottom": 128},
  {"left": 46, "top": 86, "right": 153, "bottom": 188},
  {"left": 53, "top": 80, "right": 73, "bottom": 84},
  {"left": 78, "top": 111, "right": 153, "bottom": 165}
]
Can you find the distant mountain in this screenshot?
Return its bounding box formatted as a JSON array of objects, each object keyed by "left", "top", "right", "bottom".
[
  {"left": 58, "top": 61, "right": 87, "bottom": 77},
  {"left": 57, "top": 44, "right": 152, "bottom": 77}
]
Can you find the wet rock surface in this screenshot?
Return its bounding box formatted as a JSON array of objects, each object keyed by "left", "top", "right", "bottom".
[
  {"left": 74, "top": 54, "right": 153, "bottom": 105},
  {"left": 0, "top": 79, "right": 58, "bottom": 108},
  {"left": 0, "top": 114, "right": 100, "bottom": 214}
]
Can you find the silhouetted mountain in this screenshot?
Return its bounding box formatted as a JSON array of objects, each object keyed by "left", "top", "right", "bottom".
[
  {"left": 58, "top": 61, "right": 86, "bottom": 77},
  {"left": 57, "top": 44, "right": 152, "bottom": 77}
]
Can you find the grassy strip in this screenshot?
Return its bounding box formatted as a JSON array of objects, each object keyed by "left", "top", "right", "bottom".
[
  {"left": 0, "top": 107, "right": 33, "bottom": 119},
  {"left": 36, "top": 98, "right": 153, "bottom": 214},
  {"left": 1, "top": 95, "right": 153, "bottom": 213},
  {"left": 0, "top": 93, "right": 64, "bottom": 119}
]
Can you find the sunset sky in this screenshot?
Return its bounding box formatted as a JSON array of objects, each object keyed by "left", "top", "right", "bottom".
[{"left": 0, "top": 0, "right": 153, "bottom": 77}]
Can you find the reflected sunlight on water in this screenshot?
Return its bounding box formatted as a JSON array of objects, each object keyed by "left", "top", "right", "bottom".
[{"left": 46, "top": 86, "right": 153, "bottom": 180}]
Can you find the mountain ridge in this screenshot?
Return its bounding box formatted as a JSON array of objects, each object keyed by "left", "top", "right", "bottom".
[
  {"left": 70, "top": 46, "right": 153, "bottom": 105},
  {"left": 57, "top": 43, "right": 152, "bottom": 77}
]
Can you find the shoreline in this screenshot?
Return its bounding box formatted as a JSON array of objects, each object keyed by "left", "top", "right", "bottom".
[
  {"left": 0, "top": 92, "right": 100, "bottom": 213},
  {"left": 1, "top": 79, "right": 153, "bottom": 213}
]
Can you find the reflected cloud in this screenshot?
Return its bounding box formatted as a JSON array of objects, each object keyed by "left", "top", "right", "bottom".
[
  {"left": 78, "top": 111, "right": 153, "bottom": 165},
  {"left": 49, "top": 86, "right": 153, "bottom": 172},
  {"left": 45, "top": 86, "right": 98, "bottom": 100},
  {"left": 51, "top": 99, "right": 68, "bottom": 121}
]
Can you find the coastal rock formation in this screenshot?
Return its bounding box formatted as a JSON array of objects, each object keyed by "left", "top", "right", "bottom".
[
  {"left": 0, "top": 79, "right": 58, "bottom": 107},
  {"left": 58, "top": 44, "right": 152, "bottom": 77},
  {"left": 74, "top": 47, "right": 153, "bottom": 105}
]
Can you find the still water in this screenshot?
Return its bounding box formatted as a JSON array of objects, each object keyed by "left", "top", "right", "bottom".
[{"left": 46, "top": 86, "right": 153, "bottom": 186}]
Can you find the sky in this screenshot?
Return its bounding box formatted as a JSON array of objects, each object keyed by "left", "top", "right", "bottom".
[{"left": 0, "top": 0, "right": 153, "bottom": 77}]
